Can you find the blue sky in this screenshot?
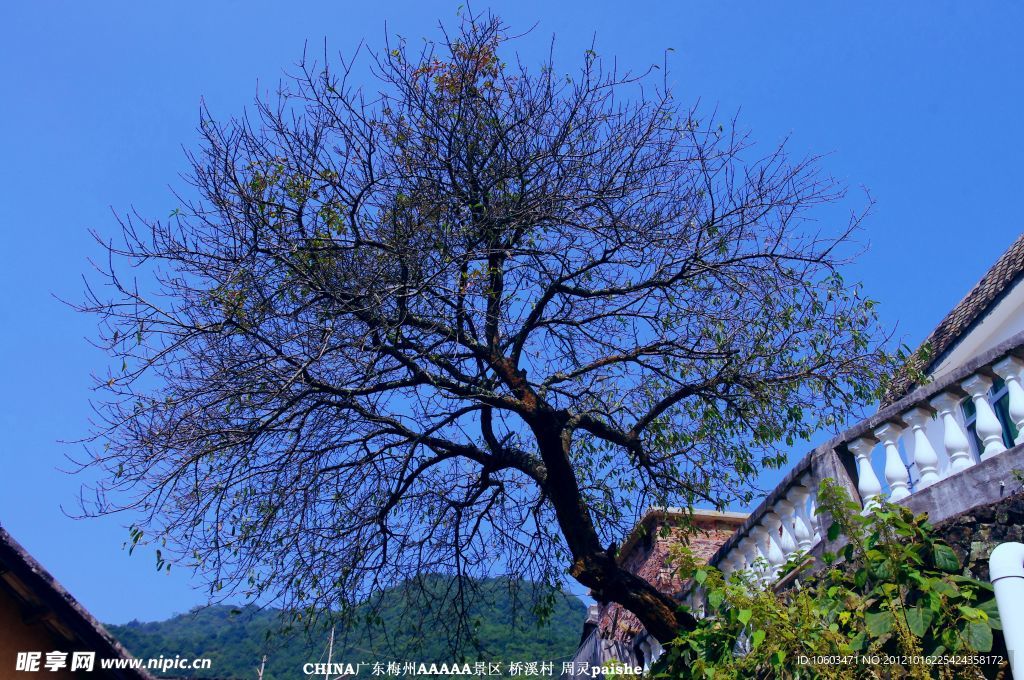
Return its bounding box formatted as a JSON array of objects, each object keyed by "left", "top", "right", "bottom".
[{"left": 1, "top": 1, "right": 1021, "bottom": 625}]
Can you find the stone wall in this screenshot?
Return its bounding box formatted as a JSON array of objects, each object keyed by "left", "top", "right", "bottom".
[{"left": 933, "top": 488, "right": 1024, "bottom": 581}]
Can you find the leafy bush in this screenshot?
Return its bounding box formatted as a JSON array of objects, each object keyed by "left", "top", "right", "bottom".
[{"left": 655, "top": 480, "right": 1006, "bottom": 679}]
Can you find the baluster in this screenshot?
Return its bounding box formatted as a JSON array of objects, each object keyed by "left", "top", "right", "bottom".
[
  {"left": 738, "top": 536, "right": 761, "bottom": 583},
  {"left": 873, "top": 423, "right": 910, "bottom": 501},
  {"left": 688, "top": 588, "right": 705, "bottom": 618},
  {"left": 763, "top": 512, "right": 788, "bottom": 566},
  {"left": 993, "top": 356, "right": 1024, "bottom": 446},
  {"left": 767, "top": 519, "right": 788, "bottom": 573},
  {"left": 848, "top": 437, "right": 882, "bottom": 511},
  {"left": 929, "top": 392, "right": 976, "bottom": 474},
  {"left": 902, "top": 406, "right": 940, "bottom": 488},
  {"left": 735, "top": 553, "right": 749, "bottom": 578},
  {"left": 751, "top": 523, "right": 784, "bottom": 582},
  {"left": 788, "top": 484, "right": 815, "bottom": 550},
  {"left": 747, "top": 529, "right": 769, "bottom": 582},
  {"left": 961, "top": 374, "right": 1006, "bottom": 459},
  {"left": 728, "top": 550, "right": 747, "bottom": 581},
  {"left": 807, "top": 483, "right": 823, "bottom": 542},
  {"left": 753, "top": 535, "right": 771, "bottom": 581},
  {"left": 771, "top": 502, "right": 798, "bottom": 560}
]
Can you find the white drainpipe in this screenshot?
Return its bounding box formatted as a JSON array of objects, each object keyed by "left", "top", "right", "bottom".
[{"left": 991, "top": 542, "right": 1024, "bottom": 678}]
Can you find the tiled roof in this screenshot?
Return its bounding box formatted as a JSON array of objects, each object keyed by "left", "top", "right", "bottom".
[
  {"left": 0, "top": 524, "right": 152, "bottom": 679},
  {"left": 885, "top": 233, "right": 1024, "bottom": 403}
]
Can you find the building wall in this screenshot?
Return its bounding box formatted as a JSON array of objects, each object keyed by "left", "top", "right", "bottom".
[
  {"left": 905, "top": 488, "right": 1024, "bottom": 665},
  {"left": 0, "top": 586, "right": 85, "bottom": 679},
  {"left": 596, "top": 515, "right": 742, "bottom": 642},
  {"left": 931, "top": 281, "right": 1024, "bottom": 384},
  {"left": 934, "top": 488, "right": 1024, "bottom": 582},
  {"left": 904, "top": 284, "right": 1024, "bottom": 490}
]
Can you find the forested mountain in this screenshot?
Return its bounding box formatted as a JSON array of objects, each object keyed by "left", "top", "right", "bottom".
[{"left": 108, "top": 577, "right": 586, "bottom": 679}]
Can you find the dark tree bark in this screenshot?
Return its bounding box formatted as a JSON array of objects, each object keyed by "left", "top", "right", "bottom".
[{"left": 75, "top": 12, "right": 893, "bottom": 647}]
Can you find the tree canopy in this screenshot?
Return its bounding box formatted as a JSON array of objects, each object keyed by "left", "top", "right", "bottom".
[{"left": 78, "top": 12, "right": 894, "bottom": 645}]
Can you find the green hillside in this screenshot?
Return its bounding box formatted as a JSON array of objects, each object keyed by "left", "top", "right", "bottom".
[{"left": 107, "top": 577, "right": 586, "bottom": 679}]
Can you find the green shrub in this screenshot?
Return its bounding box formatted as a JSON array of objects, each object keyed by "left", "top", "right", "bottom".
[{"left": 655, "top": 480, "right": 1006, "bottom": 679}]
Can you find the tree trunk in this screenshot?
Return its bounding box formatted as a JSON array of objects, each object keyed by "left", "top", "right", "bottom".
[
  {"left": 531, "top": 418, "right": 696, "bottom": 644},
  {"left": 572, "top": 550, "right": 697, "bottom": 643}
]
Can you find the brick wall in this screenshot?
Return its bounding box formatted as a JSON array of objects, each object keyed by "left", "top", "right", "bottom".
[{"left": 596, "top": 512, "right": 744, "bottom": 642}]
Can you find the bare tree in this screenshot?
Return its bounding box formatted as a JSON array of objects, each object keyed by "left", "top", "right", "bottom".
[{"left": 76, "top": 13, "right": 893, "bottom": 646}]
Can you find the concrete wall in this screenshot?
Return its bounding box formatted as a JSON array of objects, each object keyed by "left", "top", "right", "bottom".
[{"left": 903, "top": 442, "right": 1024, "bottom": 525}]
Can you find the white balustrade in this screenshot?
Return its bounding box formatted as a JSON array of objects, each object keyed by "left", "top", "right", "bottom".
[
  {"left": 737, "top": 554, "right": 750, "bottom": 577},
  {"left": 738, "top": 536, "right": 762, "bottom": 582},
  {"left": 873, "top": 422, "right": 910, "bottom": 502},
  {"left": 961, "top": 374, "right": 1006, "bottom": 460},
  {"left": 688, "top": 588, "right": 705, "bottom": 617},
  {"left": 930, "top": 391, "right": 976, "bottom": 474},
  {"left": 788, "top": 484, "right": 815, "bottom": 550},
  {"left": 751, "top": 523, "right": 784, "bottom": 581},
  {"left": 993, "top": 356, "right": 1024, "bottom": 446},
  {"left": 737, "top": 548, "right": 753, "bottom": 577},
  {"left": 773, "top": 500, "right": 799, "bottom": 560},
  {"left": 763, "top": 512, "right": 789, "bottom": 568},
  {"left": 848, "top": 437, "right": 882, "bottom": 511},
  {"left": 710, "top": 349, "right": 1024, "bottom": 598},
  {"left": 807, "top": 484, "right": 823, "bottom": 542},
  {"left": 902, "top": 406, "right": 940, "bottom": 488},
  {"left": 746, "top": 529, "right": 769, "bottom": 582}
]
